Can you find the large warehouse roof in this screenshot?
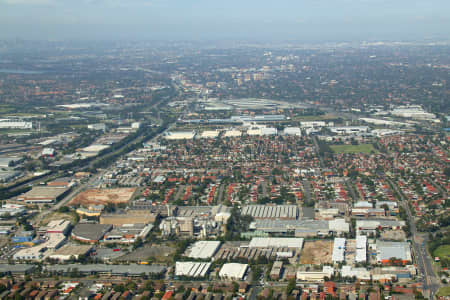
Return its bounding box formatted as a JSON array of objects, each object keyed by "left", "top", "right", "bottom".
[
  {"left": 376, "top": 241, "right": 411, "bottom": 262},
  {"left": 175, "top": 262, "right": 211, "bottom": 278},
  {"left": 219, "top": 263, "right": 248, "bottom": 280},
  {"left": 248, "top": 237, "right": 304, "bottom": 249},
  {"left": 242, "top": 205, "right": 298, "bottom": 219},
  {"left": 355, "top": 235, "right": 367, "bottom": 263},
  {"left": 186, "top": 241, "right": 221, "bottom": 259},
  {"left": 332, "top": 238, "right": 346, "bottom": 263}
]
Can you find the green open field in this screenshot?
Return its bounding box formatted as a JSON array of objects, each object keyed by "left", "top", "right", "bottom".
[
  {"left": 433, "top": 245, "right": 450, "bottom": 260},
  {"left": 330, "top": 144, "right": 377, "bottom": 154},
  {"left": 437, "top": 286, "right": 450, "bottom": 297}
]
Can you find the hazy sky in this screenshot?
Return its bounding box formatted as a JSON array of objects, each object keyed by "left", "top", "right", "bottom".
[{"left": 1, "top": 0, "right": 449, "bottom": 41}]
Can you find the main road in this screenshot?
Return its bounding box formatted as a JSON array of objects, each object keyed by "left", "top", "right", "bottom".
[{"left": 387, "top": 178, "right": 440, "bottom": 299}]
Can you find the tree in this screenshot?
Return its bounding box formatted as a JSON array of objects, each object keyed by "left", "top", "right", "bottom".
[
  {"left": 286, "top": 278, "right": 296, "bottom": 295},
  {"left": 445, "top": 167, "right": 450, "bottom": 178}
]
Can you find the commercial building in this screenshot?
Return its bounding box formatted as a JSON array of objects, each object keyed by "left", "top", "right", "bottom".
[
  {"left": 246, "top": 126, "right": 277, "bottom": 136},
  {"left": 249, "top": 219, "right": 349, "bottom": 237},
  {"left": 0, "top": 264, "right": 35, "bottom": 275},
  {"left": 297, "top": 266, "right": 334, "bottom": 282},
  {"left": 355, "top": 235, "right": 367, "bottom": 263},
  {"left": 76, "top": 205, "right": 104, "bottom": 217},
  {"left": 0, "top": 119, "right": 32, "bottom": 129},
  {"left": 242, "top": 205, "right": 298, "bottom": 220},
  {"left": 356, "top": 220, "right": 405, "bottom": 236},
  {"left": 175, "top": 262, "right": 211, "bottom": 278},
  {"left": 248, "top": 237, "right": 304, "bottom": 249},
  {"left": 12, "top": 231, "right": 35, "bottom": 243},
  {"left": 44, "top": 219, "right": 71, "bottom": 235},
  {"left": 219, "top": 263, "right": 248, "bottom": 280},
  {"left": 270, "top": 261, "right": 283, "bottom": 280},
  {"left": 17, "top": 186, "right": 70, "bottom": 204},
  {"left": 329, "top": 126, "right": 370, "bottom": 135},
  {"left": 0, "top": 156, "right": 23, "bottom": 168},
  {"left": 45, "top": 264, "right": 166, "bottom": 277},
  {"left": 71, "top": 224, "right": 112, "bottom": 243},
  {"left": 332, "top": 238, "right": 346, "bottom": 263},
  {"left": 200, "top": 130, "right": 221, "bottom": 139},
  {"left": 165, "top": 131, "right": 196, "bottom": 140},
  {"left": 376, "top": 241, "right": 411, "bottom": 265},
  {"left": 0, "top": 204, "right": 26, "bottom": 218},
  {"left": 49, "top": 244, "right": 93, "bottom": 261},
  {"left": 88, "top": 123, "right": 106, "bottom": 131},
  {"left": 224, "top": 129, "right": 242, "bottom": 137},
  {"left": 341, "top": 266, "right": 370, "bottom": 281},
  {"left": 186, "top": 241, "right": 221, "bottom": 259},
  {"left": 283, "top": 127, "right": 301, "bottom": 136},
  {"left": 103, "top": 224, "right": 153, "bottom": 244}
]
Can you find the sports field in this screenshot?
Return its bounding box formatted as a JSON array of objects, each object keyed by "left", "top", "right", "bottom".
[{"left": 330, "top": 144, "right": 377, "bottom": 154}]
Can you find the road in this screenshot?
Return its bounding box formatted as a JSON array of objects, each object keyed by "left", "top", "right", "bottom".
[
  {"left": 312, "top": 136, "right": 325, "bottom": 169},
  {"left": 388, "top": 178, "right": 440, "bottom": 299},
  {"left": 33, "top": 121, "right": 176, "bottom": 225}
]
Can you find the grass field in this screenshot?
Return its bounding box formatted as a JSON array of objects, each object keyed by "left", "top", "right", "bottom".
[
  {"left": 330, "top": 144, "right": 377, "bottom": 154},
  {"left": 437, "top": 286, "right": 450, "bottom": 297},
  {"left": 433, "top": 245, "right": 450, "bottom": 260}
]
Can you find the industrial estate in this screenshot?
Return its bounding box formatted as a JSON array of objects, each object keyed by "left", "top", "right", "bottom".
[{"left": 0, "top": 39, "right": 448, "bottom": 300}]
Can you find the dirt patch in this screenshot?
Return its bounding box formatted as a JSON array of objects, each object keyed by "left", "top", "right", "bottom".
[
  {"left": 38, "top": 212, "right": 77, "bottom": 226},
  {"left": 300, "top": 240, "right": 333, "bottom": 265},
  {"left": 69, "top": 188, "right": 136, "bottom": 206},
  {"left": 115, "top": 244, "right": 176, "bottom": 263}
]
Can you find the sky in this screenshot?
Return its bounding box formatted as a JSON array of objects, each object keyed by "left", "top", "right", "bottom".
[{"left": 0, "top": 0, "right": 449, "bottom": 41}]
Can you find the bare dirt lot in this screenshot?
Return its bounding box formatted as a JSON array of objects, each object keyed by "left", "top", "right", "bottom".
[
  {"left": 69, "top": 188, "right": 136, "bottom": 206},
  {"left": 300, "top": 240, "right": 333, "bottom": 265}
]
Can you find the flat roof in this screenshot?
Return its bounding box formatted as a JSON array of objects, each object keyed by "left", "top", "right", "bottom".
[
  {"left": 45, "top": 264, "right": 166, "bottom": 275},
  {"left": 71, "top": 223, "right": 112, "bottom": 241},
  {"left": 249, "top": 237, "right": 304, "bottom": 249},
  {"left": 187, "top": 241, "right": 221, "bottom": 259},
  {"left": 18, "top": 186, "right": 69, "bottom": 201},
  {"left": 0, "top": 264, "right": 35, "bottom": 273}
]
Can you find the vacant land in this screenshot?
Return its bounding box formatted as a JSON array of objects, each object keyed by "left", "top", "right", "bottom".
[
  {"left": 38, "top": 211, "right": 77, "bottom": 226},
  {"left": 300, "top": 240, "right": 333, "bottom": 265},
  {"left": 434, "top": 245, "right": 450, "bottom": 260},
  {"left": 115, "top": 245, "right": 176, "bottom": 263},
  {"left": 331, "top": 144, "right": 377, "bottom": 154},
  {"left": 69, "top": 188, "right": 136, "bottom": 206}
]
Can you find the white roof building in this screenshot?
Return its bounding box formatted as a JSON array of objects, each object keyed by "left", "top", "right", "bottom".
[
  {"left": 355, "top": 235, "right": 367, "bottom": 263},
  {"left": 46, "top": 219, "right": 71, "bottom": 235},
  {"left": 186, "top": 241, "right": 221, "bottom": 259},
  {"left": 329, "top": 219, "right": 350, "bottom": 233},
  {"left": 224, "top": 130, "right": 242, "bottom": 137},
  {"left": 341, "top": 266, "right": 370, "bottom": 280},
  {"left": 175, "top": 262, "right": 211, "bottom": 278},
  {"left": 200, "top": 130, "right": 221, "bottom": 138},
  {"left": 219, "top": 263, "right": 248, "bottom": 280},
  {"left": 332, "top": 238, "right": 346, "bottom": 263},
  {"left": 248, "top": 237, "right": 304, "bottom": 249},
  {"left": 283, "top": 127, "right": 301, "bottom": 136},
  {"left": 165, "top": 131, "right": 196, "bottom": 140}
]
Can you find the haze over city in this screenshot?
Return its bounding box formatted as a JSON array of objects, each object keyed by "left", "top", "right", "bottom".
[{"left": 1, "top": 0, "right": 450, "bottom": 41}]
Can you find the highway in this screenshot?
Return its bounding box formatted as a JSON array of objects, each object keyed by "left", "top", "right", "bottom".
[{"left": 387, "top": 178, "right": 440, "bottom": 299}]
